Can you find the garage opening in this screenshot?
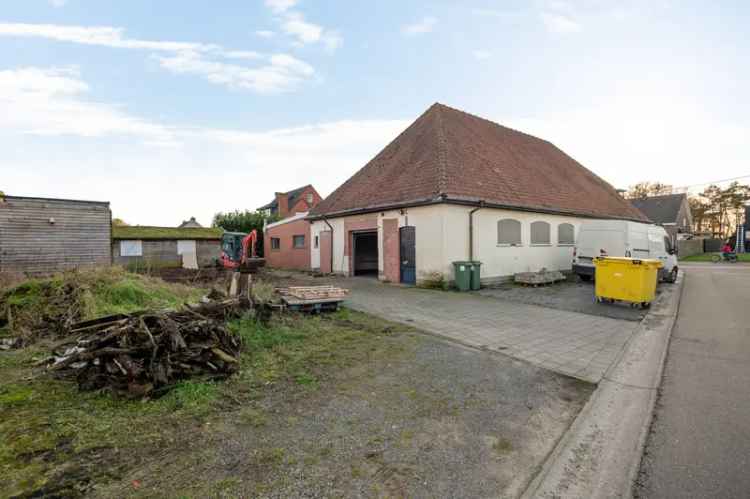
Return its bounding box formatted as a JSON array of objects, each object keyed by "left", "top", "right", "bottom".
[{"left": 353, "top": 231, "right": 378, "bottom": 277}]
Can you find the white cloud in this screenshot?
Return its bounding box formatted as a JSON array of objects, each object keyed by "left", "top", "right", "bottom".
[
  {"left": 402, "top": 17, "right": 438, "bottom": 36},
  {"left": 281, "top": 11, "right": 323, "bottom": 44},
  {"left": 0, "top": 67, "right": 173, "bottom": 140},
  {"left": 0, "top": 66, "right": 408, "bottom": 226},
  {"left": 0, "top": 23, "right": 213, "bottom": 52},
  {"left": 264, "top": 0, "right": 298, "bottom": 14},
  {"left": 255, "top": 30, "right": 275, "bottom": 38},
  {"left": 473, "top": 50, "right": 492, "bottom": 60},
  {"left": 0, "top": 22, "right": 318, "bottom": 94},
  {"left": 504, "top": 86, "right": 748, "bottom": 191},
  {"left": 49, "top": 0, "right": 67, "bottom": 7},
  {"left": 541, "top": 12, "right": 582, "bottom": 33},
  {"left": 155, "top": 51, "right": 314, "bottom": 94},
  {"left": 272, "top": 10, "right": 343, "bottom": 51}
]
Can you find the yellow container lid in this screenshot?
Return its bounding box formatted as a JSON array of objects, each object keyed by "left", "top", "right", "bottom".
[{"left": 593, "top": 256, "right": 663, "bottom": 268}]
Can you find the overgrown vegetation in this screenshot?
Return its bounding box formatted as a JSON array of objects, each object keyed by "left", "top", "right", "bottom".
[
  {"left": 0, "top": 308, "right": 416, "bottom": 496},
  {"left": 0, "top": 267, "right": 205, "bottom": 341},
  {"left": 417, "top": 271, "right": 448, "bottom": 290}
]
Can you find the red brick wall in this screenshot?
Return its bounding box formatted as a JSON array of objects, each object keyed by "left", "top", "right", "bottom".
[
  {"left": 344, "top": 216, "right": 378, "bottom": 275},
  {"left": 320, "top": 230, "right": 332, "bottom": 273},
  {"left": 289, "top": 186, "right": 323, "bottom": 215},
  {"left": 264, "top": 218, "right": 311, "bottom": 270},
  {"left": 382, "top": 218, "right": 400, "bottom": 282}
]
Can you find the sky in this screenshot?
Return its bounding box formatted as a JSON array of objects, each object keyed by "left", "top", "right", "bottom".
[{"left": 1, "top": 0, "right": 748, "bottom": 226}]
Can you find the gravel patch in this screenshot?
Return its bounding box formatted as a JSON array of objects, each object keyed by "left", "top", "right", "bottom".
[{"left": 477, "top": 280, "right": 650, "bottom": 321}]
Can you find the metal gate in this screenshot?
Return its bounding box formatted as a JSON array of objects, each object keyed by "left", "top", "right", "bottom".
[{"left": 399, "top": 226, "right": 416, "bottom": 284}]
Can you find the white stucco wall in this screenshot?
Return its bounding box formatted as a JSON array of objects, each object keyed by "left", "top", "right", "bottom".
[
  {"left": 312, "top": 204, "right": 594, "bottom": 284},
  {"left": 444, "top": 205, "right": 583, "bottom": 282}
]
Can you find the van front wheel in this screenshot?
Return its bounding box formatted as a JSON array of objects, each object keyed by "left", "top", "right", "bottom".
[{"left": 665, "top": 267, "right": 678, "bottom": 283}]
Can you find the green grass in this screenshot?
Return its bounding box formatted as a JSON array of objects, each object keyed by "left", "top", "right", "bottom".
[
  {"left": 0, "top": 308, "right": 416, "bottom": 497},
  {"left": 112, "top": 225, "right": 222, "bottom": 240},
  {"left": 680, "top": 252, "right": 750, "bottom": 262},
  {"left": 0, "top": 267, "right": 206, "bottom": 339}
]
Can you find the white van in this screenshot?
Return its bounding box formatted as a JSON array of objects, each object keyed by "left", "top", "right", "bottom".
[{"left": 572, "top": 220, "right": 679, "bottom": 283}]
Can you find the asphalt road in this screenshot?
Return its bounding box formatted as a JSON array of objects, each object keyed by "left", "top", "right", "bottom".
[{"left": 636, "top": 263, "right": 750, "bottom": 498}]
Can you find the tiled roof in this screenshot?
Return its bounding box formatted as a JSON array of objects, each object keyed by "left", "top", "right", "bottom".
[
  {"left": 630, "top": 194, "right": 686, "bottom": 224},
  {"left": 310, "top": 103, "right": 648, "bottom": 222},
  {"left": 112, "top": 226, "right": 223, "bottom": 240},
  {"left": 258, "top": 185, "right": 310, "bottom": 211}
]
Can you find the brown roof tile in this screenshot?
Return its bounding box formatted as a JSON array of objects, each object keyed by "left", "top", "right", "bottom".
[{"left": 310, "top": 103, "right": 649, "bottom": 222}]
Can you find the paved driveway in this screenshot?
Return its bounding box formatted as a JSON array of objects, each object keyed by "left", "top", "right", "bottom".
[
  {"left": 341, "top": 278, "right": 641, "bottom": 383},
  {"left": 477, "top": 280, "right": 648, "bottom": 321}
]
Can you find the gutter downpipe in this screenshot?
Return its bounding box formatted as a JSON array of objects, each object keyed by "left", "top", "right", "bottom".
[
  {"left": 469, "top": 201, "right": 484, "bottom": 261},
  {"left": 322, "top": 216, "right": 334, "bottom": 274}
]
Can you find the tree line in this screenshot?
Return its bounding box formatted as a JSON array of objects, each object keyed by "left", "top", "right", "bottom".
[{"left": 626, "top": 181, "right": 750, "bottom": 237}]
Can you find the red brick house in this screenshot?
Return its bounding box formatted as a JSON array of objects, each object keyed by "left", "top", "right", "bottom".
[
  {"left": 263, "top": 212, "right": 312, "bottom": 270},
  {"left": 258, "top": 185, "right": 322, "bottom": 220},
  {"left": 308, "top": 103, "right": 647, "bottom": 285}
]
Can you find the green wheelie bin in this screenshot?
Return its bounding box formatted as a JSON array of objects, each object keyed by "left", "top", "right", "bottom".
[
  {"left": 452, "top": 261, "right": 473, "bottom": 291},
  {"left": 470, "top": 261, "right": 482, "bottom": 290}
]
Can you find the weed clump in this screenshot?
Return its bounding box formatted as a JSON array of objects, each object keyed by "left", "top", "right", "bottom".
[{"left": 0, "top": 267, "right": 204, "bottom": 343}]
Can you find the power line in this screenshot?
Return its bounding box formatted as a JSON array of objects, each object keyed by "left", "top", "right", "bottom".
[{"left": 676, "top": 174, "right": 750, "bottom": 190}]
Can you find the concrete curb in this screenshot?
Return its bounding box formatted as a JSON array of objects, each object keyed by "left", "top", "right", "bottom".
[{"left": 521, "top": 274, "right": 685, "bottom": 499}]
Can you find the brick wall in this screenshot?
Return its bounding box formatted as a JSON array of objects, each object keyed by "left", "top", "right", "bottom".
[
  {"left": 382, "top": 218, "right": 400, "bottom": 282},
  {"left": 264, "top": 218, "right": 311, "bottom": 270}
]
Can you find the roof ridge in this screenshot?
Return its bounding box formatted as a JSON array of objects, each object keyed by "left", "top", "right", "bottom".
[{"left": 433, "top": 103, "right": 449, "bottom": 196}]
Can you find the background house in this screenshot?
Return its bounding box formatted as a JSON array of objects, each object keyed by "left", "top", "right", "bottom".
[
  {"left": 308, "top": 103, "right": 647, "bottom": 285},
  {"left": 0, "top": 194, "right": 111, "bottom": 274},
  {"left": 630, "top": 193, "right": 693, "bottom": 240},
  {"left": 258, "top": 185, "right": 322, "bottom": 219},
  {"left": 263, "top": 212, "right": 311, "bottom": 271},
  {"left": 112, "top": 226, "right": 222, "bottom": 269},
  {"left": 178, "top": 216, "right": 203, "bottom": 228}
]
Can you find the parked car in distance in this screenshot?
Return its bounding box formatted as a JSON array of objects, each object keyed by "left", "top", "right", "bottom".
[{"left": 573, "top": 220, "right": 679, "bottom": 283}]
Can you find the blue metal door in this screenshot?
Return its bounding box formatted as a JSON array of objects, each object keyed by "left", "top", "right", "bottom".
[{"left": 400, "top": 226, "right": 416, "bottom": 284}]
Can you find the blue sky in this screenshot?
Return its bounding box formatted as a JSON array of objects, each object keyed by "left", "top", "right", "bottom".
[{"left": 1, "top": 0, "right": 748, "bottom": 225}]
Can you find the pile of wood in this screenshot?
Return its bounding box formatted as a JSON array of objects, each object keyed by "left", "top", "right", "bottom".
[
  {"left": 276, "top": 285, "right": 349, "bottom": 301},
  {"left": 44, "top": 298, "right": 249, "bottom": 397}
]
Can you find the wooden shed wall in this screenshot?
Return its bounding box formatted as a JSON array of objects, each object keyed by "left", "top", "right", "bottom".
[{"left": 0, "top": 197, "right": 111, "bottom": 274}]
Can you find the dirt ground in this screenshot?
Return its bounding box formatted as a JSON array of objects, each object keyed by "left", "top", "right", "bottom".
[
  {"left": 1, "top": 270, "right": 594, "bottom": 498},
  {"left": 92, "top": 323, "right": 590, "bottom": 498}
]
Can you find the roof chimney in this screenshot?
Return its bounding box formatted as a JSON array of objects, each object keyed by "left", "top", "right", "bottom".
[{"left": 275, "top": 192, "right": 289, "bottom": 218}]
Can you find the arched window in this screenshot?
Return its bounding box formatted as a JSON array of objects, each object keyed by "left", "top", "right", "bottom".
[
  {"left": 558, "top": 223, "right": 575, "bottom": 245},
  {"left": 497, "top": 219, "right": 522, "bottom": 245},
  {"left": 530, "top": 221, "right": 551, "bottom": 245}
]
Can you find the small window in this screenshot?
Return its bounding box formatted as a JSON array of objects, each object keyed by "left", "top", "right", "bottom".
[
  {"left": 120, "top": 240, "right": 142, "bottom": 256},
  {"left": 557, "top": 223, "right": 575, "bottom": 245},
  {"left": 530, "top": 221, "right": 551, "bottom": 245},
  {"left": 306, "top": 192, "right": 314, "bottom": 204},
  {"left": 314, "top": 235, "right": 319, "bottom": 249},
  {"left": 293, "top": 235, "right": 305, "bottom": 248},
  {"left": 271, "top": 237, "right": 280, "bottom": 250},
  {"left": 498, "top": 219, "right": 522, "bottom": 245}
]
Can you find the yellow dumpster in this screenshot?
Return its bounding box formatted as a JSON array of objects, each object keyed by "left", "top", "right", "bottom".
[{"left": 593, "top": 257, "right": 662, "bottom": 308}]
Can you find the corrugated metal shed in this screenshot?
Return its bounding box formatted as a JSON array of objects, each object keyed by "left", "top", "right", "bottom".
[{"left": 0, "top": 195, "right": 111, "bottom": 274}]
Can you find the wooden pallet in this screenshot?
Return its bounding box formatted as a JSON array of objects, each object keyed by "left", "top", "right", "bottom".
[
  {"left": 276, "top": 285, "right": 349, "bottom": 314},
  {"left": 282, "top": 297, "right": 344, "bottom": 313},
  {"left": 276, "top": 285, "right": 349, "bottom": 301}
]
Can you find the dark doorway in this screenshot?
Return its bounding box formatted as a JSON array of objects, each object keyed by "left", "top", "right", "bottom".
[
  {"left": 400, "top": 226, "right": 416, "bottom": 284},
  {"left": 353, "top": 231, "right": 378, "bottom": 277}
]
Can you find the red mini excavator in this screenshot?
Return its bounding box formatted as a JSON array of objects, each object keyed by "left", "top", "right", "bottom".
[{"left": 219, "top": 230, "right": 266, "bottom": 272}]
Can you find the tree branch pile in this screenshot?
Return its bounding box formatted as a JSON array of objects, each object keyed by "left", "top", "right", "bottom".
[{"left": 45, "top": 298, "right": 249, "bottom": 397}]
